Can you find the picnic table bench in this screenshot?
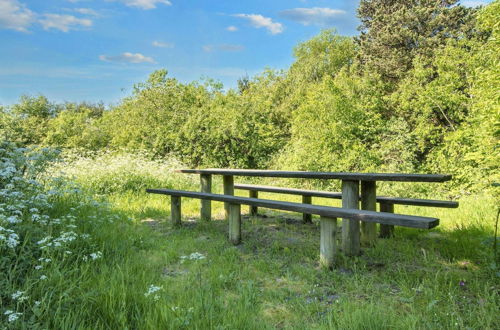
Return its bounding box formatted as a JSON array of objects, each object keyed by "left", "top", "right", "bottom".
[
  {"left": 146, "top": 188, "right": 439, "bottom": 268},
  {"left": 233, "top": 184, "right": 458, "bottom": 237},
  {"left": 175, "top": 169, "right": 452, "bottom": 256}
]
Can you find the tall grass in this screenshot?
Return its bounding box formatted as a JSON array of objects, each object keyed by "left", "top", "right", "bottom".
[{"left": 1, "top": 149, "right": 498, "bottom": 329}]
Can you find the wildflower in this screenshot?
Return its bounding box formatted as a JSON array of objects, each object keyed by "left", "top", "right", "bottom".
[
  {"left": 40, "top": 275, "right": 48, "bottom": 280},
  {"left": 180, "top": 252, "right": 206, "bottom": 262},
  {"left": 144, "top": 285, "right": 162, "bottom": 297},
  {"left": 34, "top": 265, "right": 43, "bottom": 270},
  {"left": 4, "top": 310, "right": 22, "bottom": 322},
  {"left": 34, "top": 301, "right": 41, "bottom": 306},
  {"left": 89, "top": 251, "right": 102, "bottom": 260},
  {"left": 11, "top": 290, "right": 28, "bottom": 302}
]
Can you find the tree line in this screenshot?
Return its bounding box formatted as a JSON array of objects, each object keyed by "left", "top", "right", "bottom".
[{"left": 1, "top": 0, "right": 498, "bottom": 195}]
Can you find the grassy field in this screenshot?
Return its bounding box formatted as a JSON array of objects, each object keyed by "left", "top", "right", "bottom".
[{"left": 1, "top": 150, "right": 498, "bottom": 329}]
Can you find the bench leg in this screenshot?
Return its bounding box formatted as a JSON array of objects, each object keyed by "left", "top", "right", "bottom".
[
  {"left": 302, "top": 195, "right": 312, "bottom": 223},
  {"left": 379, "top": 203, "right": 395, "bottom": 238},
  {"left": 249, "top": 190, "right": 258, "bottom": 216},
  {"left": 171, "top": 196, "right": 182, "bottom": 227},
  {"left": 228, "top": 203, "right": 241, "bottom": 245},
  {"left": 361, "top": 181, "right": 377, "bottom": 246},
  {"left": 223, "top": 175, "right": 234, "bottom": 221},
  {"left": 320, "top": 216, "right": 338, "bottom": 269},
  {"left": 200, "top": 174, "right": 212, "bottom": 221},
  {"left": 342, "top": 180, "right": 360, "bottom": 256}
]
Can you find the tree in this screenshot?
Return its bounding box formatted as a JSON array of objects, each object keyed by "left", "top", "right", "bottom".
[{"left": 357, "top": 0, "right": 478, "bottom": 82}]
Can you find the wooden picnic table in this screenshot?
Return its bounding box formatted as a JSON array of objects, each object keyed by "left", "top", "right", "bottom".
[{"left": 177, "top": 169, "right": 452, "bottom": 256}]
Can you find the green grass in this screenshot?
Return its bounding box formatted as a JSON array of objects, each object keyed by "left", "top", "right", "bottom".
[
  {"left": 2, "top": 150, "right": 498, "bottom": 329},
  {"left": 97, "top": 190, "right": 499, "bottom": 329}
]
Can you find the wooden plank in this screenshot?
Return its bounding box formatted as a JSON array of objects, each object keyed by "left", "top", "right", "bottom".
[
  {"left": 361, "top": 181, "right": 377, "bottom": 246},
  {"left": 178, "top": 169, "right": 452, "bottom": 182},
  {"left": 171, "top": 196, "right": 181, "bottom": 227},
  {"left": 228, "top": 203, "right": 241, "bottom": 245},
  {"left": 375, "top": 197, "right": 458, "bottom": 208},
  {"left": 302, "top": 195, "right": 312, "bottom": 223},
  {"left": 146, "top": 189, "right": 439, "bottom": 229},
  {"left": 235, "top": 184, "right": 342, "bottom": 198},
  {"left": 379, "top": 203, "right": 395, "bottom": 238},
  {"left": 234, "top": 184, "right": 458, "bottom": 208},
  {"left": 249, "top": 190, "right": 258, "bottom": 216},
  {"left": 200, "top": 174, "right": 212, "bottom": 221},
  {"left": 320, "top": 216, "right": 337, "bottom": 269},
  {"left": 223, "top": 175, "right": 234, "bottom": 221},
  {"left": 341, "top": 180, "right": 360, "bottom": 256}
]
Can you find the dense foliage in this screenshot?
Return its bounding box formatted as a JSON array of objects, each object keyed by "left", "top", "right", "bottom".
[{"left": 0, "top": 0, "right": 498, "bottom": 195}]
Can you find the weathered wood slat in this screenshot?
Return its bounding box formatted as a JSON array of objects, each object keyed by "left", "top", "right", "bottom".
[
  {"left": 178, "top": 169, "right": 452, "bottom": 182},
  {"left": 342, "top": 180, "right": 360, "bottom": 256},
  {"left": 302, "top": 195, "right": 312, "bottom": 223},
  {"left": 234, "top": 184, "right": 458, "bottom": 208},
  {"left": 320, "top": 216, "right": 338, "bottom": 269},
  {"left": 379, "top": 203, "right": 395, "bottom": 238},
  {"left": 200, "top": 174, "right": 212, "bottom": 221},
  {"left": 228, "top": 203, "right": 241, "bottom": 245},
  {"left": 146, "top": 189, "right": 439, "bottom": 229},
  {"left": 249, "top": 190, "right": 258, "bottom": 216},
  {"left": 171, "top": 196, "right": 181, "bottom": 227},
  {"left": 361, "top": 181, "right": 377, "bottom": 246},
  {"left": 223, "top": 175, "right": 234, "bottom": 221}
]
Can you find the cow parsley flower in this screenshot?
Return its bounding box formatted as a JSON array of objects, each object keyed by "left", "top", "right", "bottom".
[{"left": 144, "top": 285, "right": 162, "bottom": 297}]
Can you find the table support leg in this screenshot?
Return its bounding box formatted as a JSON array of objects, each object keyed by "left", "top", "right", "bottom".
[
  {"left": 223, "top": 175, "right": 234, "bottom": 221},
  {"left": 249, "top": 190, "right": 258, "bottom": 216},
  {"left": 342, "top": 180, "right": 360, "bottom": 256},
  {"left": 171, "top": 196, "right": 182, "bottom": 227},
  {"left": 361, "top": 181, "right": 377, "bottom": 246},
  {"left": 379, "top": 203, "right": 395, "bottom": 238},
  {"left": 200, "top": 174, "right": 212, "bottom": 221},
  {"left": 320, "top": 216, "right": 337, "bottom": 269},
  {"left": 302, "top": 195, "right": 312, "bottom": 223},
  {"left": 228, "top": 203, "right": 241, "bottom": 245}
]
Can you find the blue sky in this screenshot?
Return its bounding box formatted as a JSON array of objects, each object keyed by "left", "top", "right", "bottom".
[{"left": 0, "top": 0, "right": 490, "bottom": 106}]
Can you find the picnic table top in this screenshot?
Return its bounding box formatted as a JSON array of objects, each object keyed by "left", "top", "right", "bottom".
[{"left": 177, "top": 169, "right": 452, "bottom": 183}]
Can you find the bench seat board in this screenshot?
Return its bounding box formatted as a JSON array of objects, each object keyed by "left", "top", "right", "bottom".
[
  {"left": 234, "top": 184, "right": 458, "bottom": 208},
  {"left": 146, "top": 189, "right": 439, "bottom": 229}
]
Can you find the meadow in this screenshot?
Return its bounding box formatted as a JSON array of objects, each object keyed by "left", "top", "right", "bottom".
[{"left": 1, "top": 147, "right": 498, "bottom": 329}]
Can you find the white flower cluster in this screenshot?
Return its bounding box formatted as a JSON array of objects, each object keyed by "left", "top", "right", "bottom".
[
  {"left": 4, "top": 310, "right": 22, "bottom": 322},
  {"left": 0, "top": 225, "right": 19, "bottom": 248},
  {"left": 180, "top": 252, "right": 206, "bottom": 263},
  {"left": 144, "top": 284, "right": 162, "bottom": 301},
  {"left": 11, "top": 290, "right": 29, "bottom": 302}
]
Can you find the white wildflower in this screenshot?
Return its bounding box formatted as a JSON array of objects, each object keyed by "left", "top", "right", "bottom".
[
  {"left": 180, "top": 252, "right": 206, "bottom": 262},
  {"left": 40, "top": 275, "right": 48, "bottom": 280},
  {"left": 144, "top": 285, "right": 162, "bottom": 297},
  {"left": 89, "top": 251, "right": 102, "bottom": 260}
]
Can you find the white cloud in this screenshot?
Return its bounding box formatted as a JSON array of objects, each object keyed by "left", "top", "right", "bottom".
[
  {"left": 0, "top": 0, "right": 35, "bottom": 32},
  {"left": 71, "top": 8, "right": 100, "bottom": 16},
  {"left": 202, "top": 44, "right": 244, "bottom": 52},
  {"left": 152, "top": 40, "right": 174, "bottom": 48},
  {"left": 99, "top": 52, "right": 156, "bottom": 64},
  {"left": 226, "top": 25, "right": 238, "bottom": 32},
  {"left": 233, "top": 14, "right": 283, "bottom": 35},
  {"left": 460, "top": 1, "right": 488, "bottom": 7},
  {"left": 279, "top": 7, "right": 346, "bottom": 27},
  {"left": 39, "top": 14, "right": 92, "bottom": 32},
  {"left": 114, "top": 0, "right": 171, "bottom": 10}
]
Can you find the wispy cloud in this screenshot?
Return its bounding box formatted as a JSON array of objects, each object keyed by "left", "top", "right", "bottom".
[
  {"left": 233, "top": 14, "right": 283, "bottom": 35},
  {"left": 113, "top": 0, "right": 171, "bottom": 10},
  {"left": 202, "top": 44, "right": 245, "bottom": 53},
  {"left": 99, "top": 52, "right": 156, "bottom": 64},
  {"left": 279, "top": 7, "right": 346, "bottom": 27},
  {"left": 39, "top": 14, "right": 92, "bottom": 32},
  {"left": 0, "top": 0, "right": 35, "bottom": 32},
  {"left": 69, "top": 8, "right": 100, "bottom": 16},
  {"left": 152, "top": 40, "right": 174, "bottom": 48},
  {"left": 226, "top": 25, "right": 238, "bottom": 32}
]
